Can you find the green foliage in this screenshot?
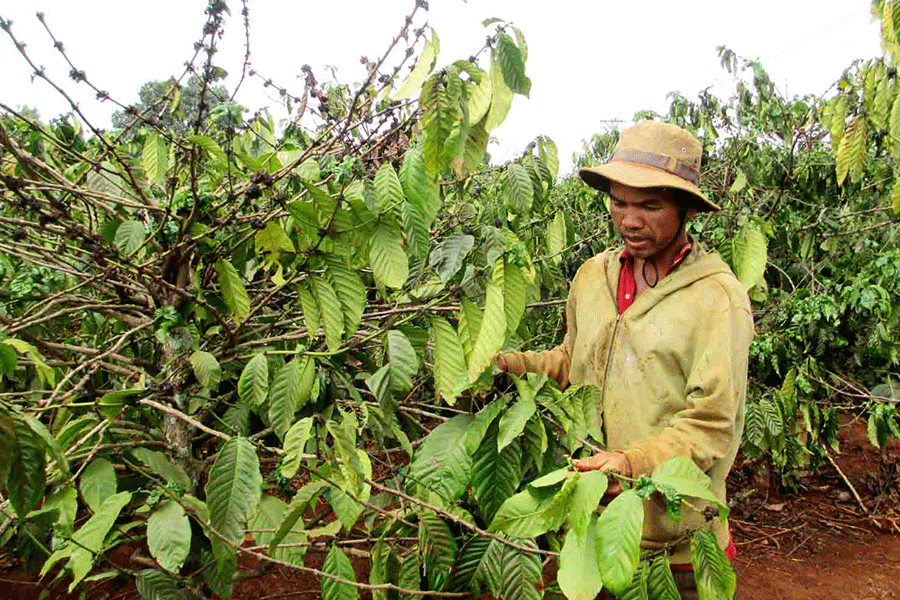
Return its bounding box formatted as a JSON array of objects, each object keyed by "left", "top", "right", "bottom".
[
  {"left": 147, "top": 501, "right": 191, "bottom": 573},
  {"left": 4, "top": 4, "right": 897, "bottom": 599}
]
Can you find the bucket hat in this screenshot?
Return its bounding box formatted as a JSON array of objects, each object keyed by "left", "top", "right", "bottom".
[{"left": 578, "top": 121, "right": 720, "bottom": 212}]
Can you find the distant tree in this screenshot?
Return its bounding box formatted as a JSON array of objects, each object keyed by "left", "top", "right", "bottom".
[{"left": 111, "top": 74, "right": 228, "bottom": 134}]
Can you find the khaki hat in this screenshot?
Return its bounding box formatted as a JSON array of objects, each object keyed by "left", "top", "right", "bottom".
[{"left": 578, "top": 121, "right": 720, "bottom": 212}]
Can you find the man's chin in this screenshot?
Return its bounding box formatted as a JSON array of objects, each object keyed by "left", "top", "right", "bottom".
[{"left": 623, "top": 239, "right": 656, "bottom": 257}]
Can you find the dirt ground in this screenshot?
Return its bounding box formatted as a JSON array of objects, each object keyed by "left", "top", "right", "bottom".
[
  {"left": 730, "top": 410, "right": 900, "bottom": 600},
  {"left": 2, "top": 411, "right": 898, "bottom": 600}
]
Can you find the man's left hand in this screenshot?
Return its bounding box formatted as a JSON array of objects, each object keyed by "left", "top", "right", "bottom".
[{"left": 571, "top": 452, "right": 632, "bottom": 495}]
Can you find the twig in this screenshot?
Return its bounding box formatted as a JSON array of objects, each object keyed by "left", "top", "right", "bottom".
[
  {"left": 364, "top": 477, "right": 558, "bottom": 557},
  {"left": 820, "top": 441, "right": 868, "bottom": 514},
  {"left": 734, "top": 524, "right": 802, "bottom": 548}
]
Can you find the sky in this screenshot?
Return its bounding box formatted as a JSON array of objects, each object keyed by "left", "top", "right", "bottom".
[{"left": 0, "top": 1, "right": 884, "bottom": 175}]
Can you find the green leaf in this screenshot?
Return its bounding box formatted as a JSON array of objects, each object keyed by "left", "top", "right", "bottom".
[
  {"left": 370, "top": 540, "right": 389, "bottom": 600},
  {"left": 147, "top": 501, "right": 191, "bottom": 573},
  {"left": 189, "top": 350, "right": 221, "bottom": 390},
  {"left": 465, "top": 399, "right": 506, "bottom": 453},
  {"left": 132, "top": 448, "right": 192, "bottom": 491},
  {"left": 142, "top": 132, "right": 168, "bottom": 184},
  {"left": 7, "top": 414, "right": 46, "bottom": 518},
  {"left": 409, "top": 414, "right": 474, "bottom": 501},
  {"left": 466, "top": 65, "right": 493, "bottom": 125},
  {"left": 400, "top": 143, "right": 439, "bottom": 226},
  {"left": 568, "top": 470, "right": 608, "bottom": 539},
  {"left": 387, "top": 329, "right": 419, "bottom": 392},
  {"left": 848, "top": 115, "right": 868, "bottom": 184},
  {"left": 298, "top": 282, "right": 321, "bottom": 337},
  {"left": 270, "top": 480, "right": 328, "bottom": 555},
  {"left": 327, "top": 420, "right": 367, "bottom": 497},
  {"left": 0, "top": 342, "right": 16, "bottom": 376},
  {"left": 731, "top": 223, "right": 767, "bottom": 290},
  {"left": 471, "top": 538, "right": 505, "bottom": 595},
  {"left": 270, "top": 358, "right": 312, "bottom": 441},
  {"left": 488, "top": 485, "right": 557, "bottom": 538},
  {"left": 468, "top": 280, "right": 506, "bottom": 381},
  {"left": 565, "top": 385, "right": 604, "bottom": 444},
  {"left": 529, "top": 467, "right": 568, "bottom": 488},
  {"left": 370, "top": 221, "right": 409, "bottom": 289},
  {"left": 494, "top": 33, "right": 531, "bottom": 95},
  {"left": 505, "top": 163, "right": 534, "bottom": 215},
  {"left": 728, "top": 169, "right": 748, "bottom": 194},
  {"left": 238, "top": 354, "right": 269, "bottom": 409},
  {"left": 452, "top": 536, "right": 500, "bottom": 594},
  {"left": 690, "top": 530, "right": 736, "bottom": 600},
  {"left": 216, "top": 259, "right": 251, "bottom": 324},
  {"left": 2, "top": 339, "right": 54, "bottom": 386},
  {"left": 136, "top": 569, "right": 187, "bottom": 600},
  {"left": 202, "top": 547, "right": 235, "bottom": 600},
  {"left": 431, "top": 317, "right": 468, "bottom": 405},
  {"left": 97, "top": 388, "right": 142, "bottom": 422},
  {"left": 23, "top": 414, "right": 69, "bottom": 480},
  {"left": 419, "top": 511, "right": 457, "bottom": 590},
  {"left": 890, "top": 95, "right": 900, "bottom": 157},
  {"left": 523, "top": 414, "right": 547, "bottom": 471},
  {"left": 651, "top": 457, "right": 729, "bottom": 519},
  {"left": 115, "top": 220, "right": 146, "bottom": 257},
  {"left": 546, "top": 212, "right": 567, "bottom": 265},
  {"left": 558, "top": 521, "right": 603, "bottom": 600},
  {"left": 282, "top": 417, "right": 314, "bottom": 479},
  {"left": 498, "top": 395, "right": 536, "bottom": 451},
  {"left": 255, "top": 221, "right": 295, "bottom": 254},
  {"left": 499, "top": 541, "right": 542, "bottom": 600},
  {"left": 375, "top": 162, "right": 405, "bottom": 211},
  {"left": 760, "top": 397, "right": 783, "bottom": 438},
  {"left": 647, "top": 555, "right": 681, "bottom": 600},
  {"left": 187, "top": 134, "right": 227, "bottom": 165},
  {"left": 541, "top": 473, "right": 579, "bottom": 532},
  {"left": 79, "top": 458, "right": 117, "bottom": 514},
  {"left": 403, "top": 200, "right": 430, "bottom": 260},
  {"left": 835, "top": 119, "right": 851, "bottom": 186},
  {"left": 458, "top": 299, "right": 483, "bottom": 361},
  {"left": 421, "top": 75, "right": 453, "bottom": 175},
  {"left": 250, "top": 495, "right": 306, "bottom": 565},
  {"left": 326, "top": 256, "right": 366, "bottom": 337},
  {"left": 499, "top": 259, "right": 527, "bottom": 336},
  {"left": 430, "top": 232, "right": 475, "bottom": 284},
  {"left": 42, "top": 492, "right": 132, "bottom": 591},
  {"left": 312, "top": 276, "right": 345, "bottom": 352},
  {"left": 393, "top": 30, "right": 439, "bottom": 101},
  {"left": 595, "top": 489, "right": 643, "bottom": 596},
  {"left": 618, "top": 562, "right": 649, "bottom": 600},
  {"left": 398, "top": 547, "right": 422, "bottom": 600},
  {"left": 29, "top": 486, "right": 76, "bottom": 534},
  {"left": 472, "top": 423, "right": 523, "bottom": 523},
  {"left": 322, "top": 545, "right": 358, "bottom": 600},
  {"left": 206, "top": 437, "right": 263, "bottom": 563},
  {"left": 537, "top": 136, "right": 558, "bottom": 182}
]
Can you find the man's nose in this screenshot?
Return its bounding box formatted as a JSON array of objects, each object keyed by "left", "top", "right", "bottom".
[{"left": 621, "top": 209, "right": 642, "bottom": 230}]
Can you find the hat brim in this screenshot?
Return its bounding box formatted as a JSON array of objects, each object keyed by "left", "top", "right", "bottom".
[{"left": 579, "top": 161, "right": 720, "bottom": 212}]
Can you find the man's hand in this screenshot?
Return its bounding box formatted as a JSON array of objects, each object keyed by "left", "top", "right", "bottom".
[{"left": 572, "top": 452, "right": 632, "bottom": 496}]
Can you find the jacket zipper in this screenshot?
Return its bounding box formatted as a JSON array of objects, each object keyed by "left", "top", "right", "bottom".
[{"left": 599, "top": 313, "right": 622, "bottom": 444}]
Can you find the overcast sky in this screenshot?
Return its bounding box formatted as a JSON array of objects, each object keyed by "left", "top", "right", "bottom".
[{"left": 0, "top": 1, "right": 883, "bottom": 174}]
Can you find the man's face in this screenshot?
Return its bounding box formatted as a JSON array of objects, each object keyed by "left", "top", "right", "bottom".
[{"left": 608, "top": 181, "right": 686, "bottom": 259}]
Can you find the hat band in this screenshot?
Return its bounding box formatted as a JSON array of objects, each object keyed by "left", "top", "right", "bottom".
[{"left": 611, "top": 149, "right": 700, "bottom": 186}]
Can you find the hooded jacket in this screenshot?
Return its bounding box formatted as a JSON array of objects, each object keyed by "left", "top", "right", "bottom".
[{"left": 499, "top": 243, "right": 753, "bottom": 562}]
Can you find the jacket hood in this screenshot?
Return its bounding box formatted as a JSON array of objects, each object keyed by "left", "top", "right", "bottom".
[{"left": 602, "top": 243, "right": 733, "bottom": 320}]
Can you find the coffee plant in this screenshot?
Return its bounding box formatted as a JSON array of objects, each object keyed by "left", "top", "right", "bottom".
[{"left": 0, "top": 2, "right": 740, "bottom": 600}]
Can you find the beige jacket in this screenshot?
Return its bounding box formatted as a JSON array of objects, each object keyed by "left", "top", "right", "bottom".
[{"left": 499, "top": 244, "right": 753, "bottom": 562}]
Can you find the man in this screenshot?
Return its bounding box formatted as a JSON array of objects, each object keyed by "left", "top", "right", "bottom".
[{"left": 495, "top": 121, "right": 753, "bottom": 598}]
